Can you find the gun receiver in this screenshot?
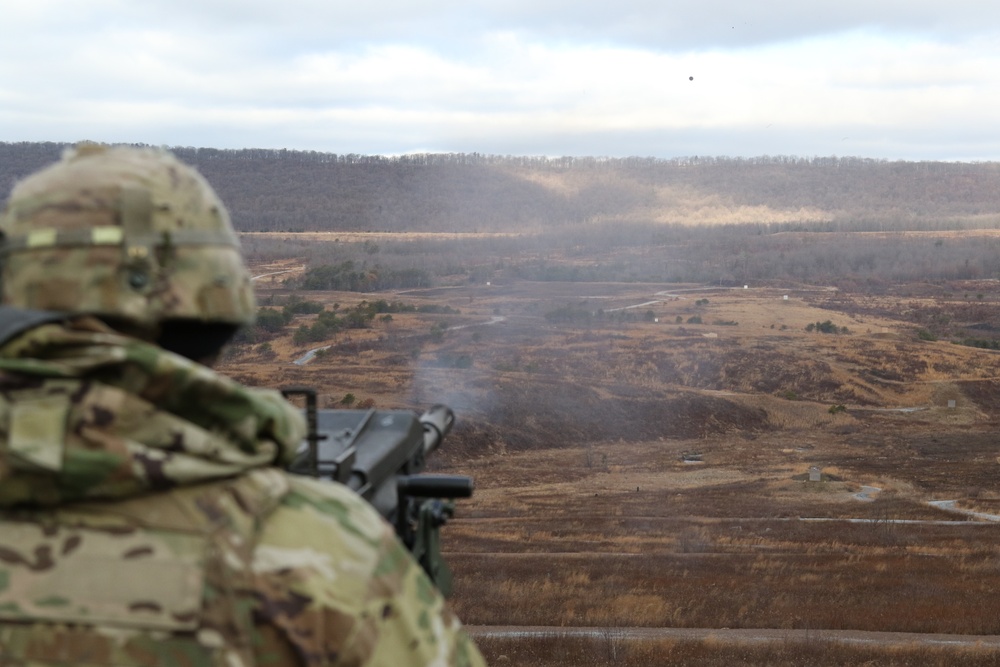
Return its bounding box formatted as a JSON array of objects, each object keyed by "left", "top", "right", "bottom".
[{"left": 281, "top": 387, "right": 473, "bottom": 596}]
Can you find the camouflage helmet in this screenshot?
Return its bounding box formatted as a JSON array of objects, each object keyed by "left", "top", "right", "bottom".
[{"left": 0, "top": 144, "right": 255, "bottom": 336}]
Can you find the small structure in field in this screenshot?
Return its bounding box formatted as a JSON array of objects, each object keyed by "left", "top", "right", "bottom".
[{"left": 808, "top": 466, "right": 822, "bottom": 482}]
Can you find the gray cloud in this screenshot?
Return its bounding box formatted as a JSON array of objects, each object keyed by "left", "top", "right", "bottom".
[
  {"left": 12, "top": 1, "right": 1000, "bottom": 51},
  {"left": 2, "top": 1, "right": 1000, "bottom": 159}
]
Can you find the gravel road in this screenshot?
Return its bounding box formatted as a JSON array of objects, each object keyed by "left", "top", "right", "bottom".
[{"left": 466, "top": 625, "right": 1000, "bottom": 648}]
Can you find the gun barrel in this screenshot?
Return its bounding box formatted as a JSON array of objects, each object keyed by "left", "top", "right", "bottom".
[{"left": 419, "top": 404, "right": 455, "bottom": 457}]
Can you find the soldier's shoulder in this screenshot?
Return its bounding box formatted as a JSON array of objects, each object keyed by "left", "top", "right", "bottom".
[
  {"left": 274, "top": 473, "right": 388, "bottom": 541},
  {"left": 254, "top": 476, "right": 420, "bottom": 662},
  {"left": 252, "top": 472, "right": 488, "bottom": 667},
  {"left": 254, "top": 473, "right": 400, "bottom": 590}
]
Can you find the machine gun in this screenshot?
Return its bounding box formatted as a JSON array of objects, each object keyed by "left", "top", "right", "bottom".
[{"left": 281, "top": 387, "right": 473, "bottom": 597}]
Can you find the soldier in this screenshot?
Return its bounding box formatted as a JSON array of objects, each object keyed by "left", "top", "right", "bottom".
[{"left": 0, "top": 144, "right": 486, "bottom": 667}]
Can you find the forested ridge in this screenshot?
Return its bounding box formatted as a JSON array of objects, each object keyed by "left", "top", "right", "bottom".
[{"left": 3, "top": 142, "right": 1000, "bottom": 233}]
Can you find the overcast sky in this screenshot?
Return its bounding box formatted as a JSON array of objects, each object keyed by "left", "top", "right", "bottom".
[{"left": 3, "top": 0, "right": 1000, "bottom": 161}]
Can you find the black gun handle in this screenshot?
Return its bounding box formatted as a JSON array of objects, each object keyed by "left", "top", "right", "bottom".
[{"left": 398, "top": 474, "right": 474, "bottom": 499}]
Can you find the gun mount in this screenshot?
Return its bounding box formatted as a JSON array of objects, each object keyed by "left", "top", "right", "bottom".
[{"left": 281, "top": 387, "right": 473, "bottom": 596}]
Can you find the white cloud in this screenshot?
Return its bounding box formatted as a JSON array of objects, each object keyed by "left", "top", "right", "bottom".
[{"left": 1, "top": 0, "right": 1000, "bottom": 159}]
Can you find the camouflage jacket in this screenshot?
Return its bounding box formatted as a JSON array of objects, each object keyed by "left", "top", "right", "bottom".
[{"left": 0, "top": 310, "right": 485, "bottom": 667}]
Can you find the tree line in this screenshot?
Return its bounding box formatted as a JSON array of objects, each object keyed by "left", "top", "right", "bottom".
[{"left": 4, "top": 142, "right": 1000, "bottom": 234}]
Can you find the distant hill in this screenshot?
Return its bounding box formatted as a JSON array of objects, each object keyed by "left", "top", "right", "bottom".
[{"left": 3, "top": 142, "right": 1000, "bottom": 233}]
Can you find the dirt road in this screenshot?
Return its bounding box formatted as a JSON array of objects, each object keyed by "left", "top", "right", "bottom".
[{"left": 466, "top": 626, "right": 1000, "bottom": 648}]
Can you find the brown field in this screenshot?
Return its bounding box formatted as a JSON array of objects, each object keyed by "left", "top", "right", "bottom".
[{"left": 219, "top": 252, "right": 1000, "bottom": 666}]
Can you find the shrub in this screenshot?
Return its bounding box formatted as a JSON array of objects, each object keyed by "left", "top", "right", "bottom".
[
  {"left": 281, "top": 296, "right": 324, "bottom": 316},
  {"left": 807, "top": 320, "right": 845, "bottom": 334},
  {"left": 256, "top": 307, "right": 291, "bottom": 332},
  {"left": 960, "top": 338, "right": 1000, "bottom": 350}
]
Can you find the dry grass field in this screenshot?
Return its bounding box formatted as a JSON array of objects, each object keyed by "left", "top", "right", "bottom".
[{"left": 219, "top": 250, "right": 1000, "bottom": 666}]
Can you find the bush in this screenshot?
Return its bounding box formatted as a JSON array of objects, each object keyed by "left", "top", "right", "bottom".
[
  {"left": 281, "top": 296, "right": 324, "bottom": 316},
  {"left": 299, "top": 261, "right": 431, "bottom": 291},
  {"left": 430, "top": 322, "right": 448, "bottom": 342},
  {"left": 806, "top": 320, "right": 845, "bottom": 334},
  {"left": 960, "top": 338, "right": 1000, "bottom": 350},
  {"left": 256, "top": 307, "right": 290, "bottom": 332},
  {"left": 293, "top": 314, "right": 339, "bottom": 344}
]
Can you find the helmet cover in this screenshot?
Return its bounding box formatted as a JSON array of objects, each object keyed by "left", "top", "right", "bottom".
[{"left": 0, "top": 144, "right": 255, "bottom": 334}]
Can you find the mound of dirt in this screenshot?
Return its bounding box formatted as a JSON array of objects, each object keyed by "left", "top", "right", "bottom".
[
  {"left": 957, "top": 379, "right": 1000, "bottom": 417},
  {"left": 448, "top": 380, "right": 772, "bottom": 456}
]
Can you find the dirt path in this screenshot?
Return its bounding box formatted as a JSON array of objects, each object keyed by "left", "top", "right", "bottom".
[
  {"left": 292, "top": 315, "right": 506, "bottom": 365},
  {"left": 251, "top": 268, "right": 299, "bottom": 281},
  {"left": 928, "top": 500, "right": 1000, "bottom": 522},
  {"left": 466, "top": 625, "right": 1000, "bottom": 648}
]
